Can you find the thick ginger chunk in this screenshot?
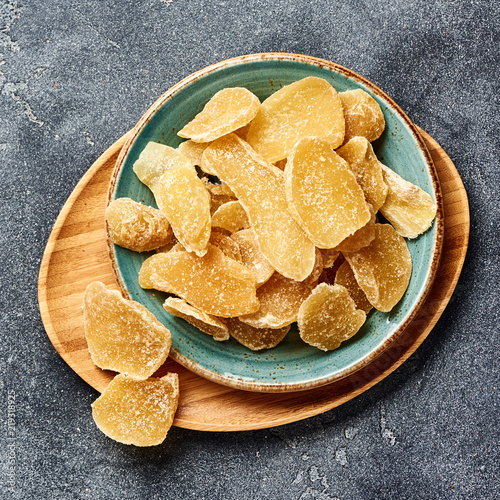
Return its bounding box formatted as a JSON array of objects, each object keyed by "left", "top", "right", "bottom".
[
  {"left": 226, "top": 318, "right": 290, "bottom": 351},
  {"left": 334, "top": 261, "right": 373, "bottom": 314},
  {"left": 211, "top": 200, "right": 250, "bottom": 234},
  {"left": 92, "top": 373, "right": 179, "bottom": 447}
]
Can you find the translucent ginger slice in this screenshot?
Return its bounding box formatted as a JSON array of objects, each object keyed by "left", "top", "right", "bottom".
[
  {"left": 285, "top": 137, "right": 371, "bottom": 249},
  {"left": 334, "top": 261, "right": 373, "bottom": 314},
  {"left": 226, "top": 318, "right": 290, "bottom": 351},
  {"left": 178, "top": 139, "right": 211, "bottom": 167},
  {"left": 202, "top": 133, "right": 316, "bottom": 281},
  {"left": 106, "top": 198, "right": 172, "bottom": 252},
  {"left": 92, "top": 373, "right": 179, "bottom": 447},
  {"left": 83, "top": 282, "right": 171, "bottom": 380},
  {"left": 139, "top": 244, "right": 259, "bottom": 317},
  {"left": 336, "top": 204, "right": 376, "bottom": 253},
  {"left": 246, "top": 77, "right": 345, "bottom": 162},
  {"left": 336, "top": 137, "right": 388, "bottom": 212},
  {"left": 155, "top": 162, "right": 211, "bottom": 257},
  {"left": 178, "top": 87, "right": 260, "bottom": 143},
  {"left": 164, "top": 297, "right": 229, "bottom": 341},
  {"left": 343, "top": 224, "right": 412, "bottom": 312},
  {"left": 379, "top": 163, "right": 437, "bottom": 238},
  {"left": 211, "top": 200, "right": 250, "bottom": 234},
  {"left": 339, "top": 89, "right": 385, "bottom": 143},
  {"left": 298, "top": 283, "right": 366, "bottom": 351}
]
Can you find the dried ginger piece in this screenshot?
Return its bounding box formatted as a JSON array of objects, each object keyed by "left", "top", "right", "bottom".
[
  {"left": 379, "top": 163, "right": 437, "bottom": 238},
  {"left": 106, "top": 198, "right": 172, "bottom": 252},
  {"left": 202, "top": 133, "right": 316, "bottom": 281},
  {"left": 211, "top": 200, "right": 250, "bottom": 234},
  {"left": 209, "top": 230, "right": 242, "bottom": 262},
  {"left": 92, "top": 373, "right": 179, "bottom": 447},
  {"left": 178, "top": 87, "right": 260, "bottom": 143},
  {"left": 139, "top": 244, "right": 259, "bottom": 317},
  {"left": 298, "top": 283, "right": 366, "bottom": 351},
  {"left": 178, "top": 139, "right": 211, "bottom": 167},
  {"left": 164, "top": 297, "right": 229, "bottom": 341},
  {"left": 234, "top": 122, "right": 252, "bottom": 140},
  {"left": 339, "top": 89, "right": 385, "bottom": 143},
  {"left": 246, "top": 77, "right": 345, "bottom": 162},
  {"left": 336, "top": 137, "right": 388, "bottom": 212},
  {"left": 83, "top": 282, "right": 171, "bottom": 380},
  {"left": 201, "top": 178, "right": 237, "bottom": 214},
  {"left": 336, "top": 204, "right": 376, "bottom": 253},
  {"left": 343, "top": 224, "right": 412, "bottom": 312},
  {"left": 231, "top": 229, "right": 274, "bottom": 287},
  {"left": 334, "top": 261, "right": 373, "bottom": 314},
  {"left": 226, "top": 318, "right": 290, "bottom": 351},
  {"left": 285, "top": 137, "right": 371, "bottom": 249},
  {"left": 155, "top": 162, "right": 211, "bottom": 257}
]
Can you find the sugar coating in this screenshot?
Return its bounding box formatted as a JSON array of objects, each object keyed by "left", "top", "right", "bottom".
[
  {"left": 298, "top": 283, "right": 366, "bottom": 351},
  {"left": 380, "top": 163, "right": 437, "bottom": 238},
  {"left": 106, "top": 198, "right": 172, "bottom": 252},
  {"left": 139, "top": 244, "right": 259, "bottom": 317},
  {"left": 344, "top": 224, "right": 412, "bottom": 312},
  {"left": 226, "top": 318, "right": 290, "bottom": 351},
  {"left": 285, "top": 137, "right": 371, "bottom": 249},
  {"left": 246, "top": 77, "right": 345, "bottom": 162},
  {"left": 178, "top": 139, "right": 211, "bottom": 167},
  {"left": 211, "top": 200, "right": 250, "bottom": 234},
  {"left": 202, "top": 133, "right": 316, "bottom": 281},
  {"left": 335, "top": 204, "right": 376, "bottom": 253},
  {"left": 334, "top": 261, "right": 373, "bottom": 314},
  {"left": 83, "top": 282, "right": 171, "bottom": 380},
  {"left": 178, "top": 87, "right": 260, "bottom": 143},
  {"left": 91, "top": 373, "right": 179, "bottom": 447},
  {"left": 339, "top": 89, "right": 385, "bottom": 144},
  {"left": 163, "top": 297, "right": 229, "bottom": 341},
  {"left": 155, "top": 162, "right": 211, "bottom": 257},
  {"left": 336, "top": 137, "right": 388, "bottom": 212}
]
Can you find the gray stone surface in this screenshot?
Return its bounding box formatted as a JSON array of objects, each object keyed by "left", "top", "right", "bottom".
[{"left": 0, "top": 0, "right": 498, "bottom": 498}]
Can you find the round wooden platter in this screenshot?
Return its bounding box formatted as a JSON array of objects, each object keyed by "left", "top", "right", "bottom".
[{"left": 38, "top": 128, "right": 469, "bottom": 432}]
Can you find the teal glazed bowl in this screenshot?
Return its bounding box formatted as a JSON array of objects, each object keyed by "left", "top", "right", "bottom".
[{"left": 108, "top": 53, "right": 444, "bottom": 393}]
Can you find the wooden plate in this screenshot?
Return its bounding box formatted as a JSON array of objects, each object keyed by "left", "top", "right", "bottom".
[{"left": 38, "top": 128, "right": 469, "bottom": 431}]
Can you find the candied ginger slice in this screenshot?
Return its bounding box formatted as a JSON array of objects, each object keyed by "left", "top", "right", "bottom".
[
  {"left": 92, "top": 373, "right": 179, "bottom": 447},
  {"left": 155, "top": 162, "right": 211, "bottom": 257},
  {"left": 226, "top": 318, "right": 290, "bottom": 351},
  {"left": 320, "top": 248, "right": 340, "bottom": 269},
  {"left": 83, "top": 282, "right": 171, "bottom": 380},
  {"left": 209, "top": 230, "right": 242, "bottom": 262},
  {"left": 339, "top": 89, "right": 385, "bottom": 143},
  {"left": 379, "top": 163, "right": 437, "bottom": 238},
  {"left": 106, "top": 198, "right": 172, "bottom": 252},
  {"left": 164, "top": 297, "right": 229, "bottom": 341},
  {"left": 298, "top": 283, "right": 366, "bottom": 351},
  {"left": 139, "top": 244, "right": 259, "bottom": 317},
  {"left": 211, "top": 200, "right": 250, "bottom": 234},
  {"left": 285, "top": 137, "right": 371, "bottom": 249},
  {"left": 178, "top": 139, "right": 211, "bottom": 167},
  {"left": 178, "top": 87, "right": 260, "bottom": 143},
  {"left": 334, "top": 261, "right": 373, "bottom": 314},
  {"left": 344, "top": 224, "right": 412, "bottom": 312},
  {"left": 202, "top": 134, "right": 316, "bottom": 281},
  {"left": 231, "top": 229, "right": 275, "bottom": 287},
  {"left": 246, "top": 77, "right": 345, "bottom": 162},
  {"left": 336, "top": 137, "right": 388, "bottom": 212},
  {"left": 336, "top": 204, "right": 376, "bottom": 253}
]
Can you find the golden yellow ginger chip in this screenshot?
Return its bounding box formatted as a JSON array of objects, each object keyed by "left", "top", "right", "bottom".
[
  {"left": 209, "top": 230, "right": 242, "bottom": 262},
  {"left": 379, "top": 163, "right": 437, "bottom": 238},
  {"left": 246, "top": 77, "right": 345, "bottom": 162},
  {"left": 336, "top": 137, "right": 388, "bottom": 212},
  {"left": 336, "top": 204, "right": 376, "bottom": 253},
  {"left": 339, "top": 89, "right": 385, "bottom": 143},
  {"left": 231, "top": 229, "right": 274, "bottom": 287},
  {"left": 211, "top": 200, "right": 250, "bottom": 234},
  {"left": 285, "top": 137, "right": 371, "bottom": 249},
  {"left": 133, "top": 142, "right": 192, "bottom": 193},
  {"left": 344, "top": 224, "right": 412, "bottom": 312},
  {"left": 139, "top": 244, "right": 259, "bottom": 317},
  {"left": 154, "top": 162, "right": 211, "bottom": 257},
  {"left": 83, "top": 282, "right": 171, "bottom": 380},
  {"left": 106, "top": 198, "right": 173, "bottom": 252},
  {"left": 334, "top": 261, "right": 373, "bottom": 314},
  {"left": 164, "top": 297, "right": 229, "bottom": 341},
  {"left": 226, "top": 318, "right": 290, "bottom": 351},
  {"left": 92, "top": 373, "right": 179, "bottom": 447},
  {"left": 178, "top": 87, "right": 260, "bottom": 143},
  {"left": 298, "top": 283, "right": 366, "bottom": 351},
  {"left": 178, "top": 139, "right": 211, "bottom": 167},
  {"left": 202, "top": 133, "right": 316, "bottom": 281}
]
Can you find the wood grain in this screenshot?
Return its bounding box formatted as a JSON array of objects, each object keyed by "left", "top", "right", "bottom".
[{"left": 38, "top": 127, "right": 469, "bottom": 431}]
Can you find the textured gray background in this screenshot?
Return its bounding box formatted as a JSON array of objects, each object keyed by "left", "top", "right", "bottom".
[{"left": 1, "top": 0, "right": 499, "bottom": 498}]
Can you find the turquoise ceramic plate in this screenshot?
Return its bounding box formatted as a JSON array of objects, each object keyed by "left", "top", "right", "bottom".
[{"left": 108, "top": 53, "right": 443, "bottom": 393}]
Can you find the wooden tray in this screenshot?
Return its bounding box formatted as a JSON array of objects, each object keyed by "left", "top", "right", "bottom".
[{"left": 38, "top": 128, "right": 469, "bottom": 431}]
